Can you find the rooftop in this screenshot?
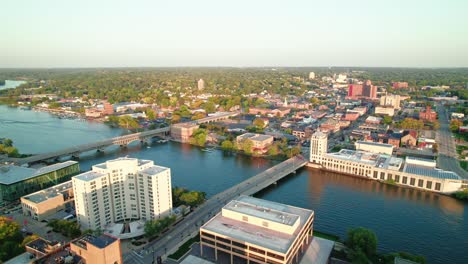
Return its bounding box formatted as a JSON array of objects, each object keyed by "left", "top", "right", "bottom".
[
  {"left": 356, "top": 141, "right": 393, "bottom": 149},
  {"left": 403, "top": 164, "right": 461, "bottom": 180},
  {"left": 26, "top": 238, "right": 60, "bottom": 255},
  {"left": 73, "top": 171, "right": 106, "bottom": 182},
  {"left": 237, "top": 133, "right": 273, "bottom": 142},
  {"left": 22, "top": 180, "right": 73, "bottom": 204},
  {"left": 140, "top": 165, "right": 169, "bottom": 176},
  {"left": 72, "top": 234, "right": 118, "bottom": 249},
  {"left": 201, "top": 196, "right": 314, "bottom": 254},
  {"left": 326, "top": 149, "right": 402, "bottom": 170},
  {"left": 0, "top": 161, "right": 78, "bottom": 185}
]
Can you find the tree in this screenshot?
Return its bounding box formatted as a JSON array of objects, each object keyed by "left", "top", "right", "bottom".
[
  {"left": 267, "top": 143, "right": 280, "bottom": 156},
  {"left": 203, "top": 101, "right": 216, "bottom": 113},
  {"left": 253, "top": 118, "right": 266, "bottom": 129},
  {"left": 145, "top": 108, "right": 156, "bottom": 120},
  {"left": 189, "top": 128, "right": 207, "bottom": 147},
  {"left": 191, "top": 112, "right": 206, "bottom": 120},
  {"left": 383, "top": 115, "right": 393, "bottom": 125},
  {"left": 450, "top": 119, "right": 463, "bottom": 132},
  {"left": 118, "top": 115, "right": 139, "bottom": 130},
  {"left": 221, "top": 140, "right": 234, "bottom": 151},
  {"left": 346, "top": 227, "right": 378, "bottom": 262},
  {"left": 0, "top": 216, "right": 25, "bottom": 261},
  {"left": 240, "top": 139, "right": 254, "bottom": 155}
]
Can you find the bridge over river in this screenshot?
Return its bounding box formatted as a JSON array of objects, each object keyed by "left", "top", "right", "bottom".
[{"left": 124, "top": 155, "right": 308, "bottom": 264}]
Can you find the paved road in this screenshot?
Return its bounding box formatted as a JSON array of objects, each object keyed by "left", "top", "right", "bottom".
[
  {"left": 123, "top": 156, "right": 307, "bottom": 264},
  {"left": 435, "top": 104, "right": 467, "bottom": 178}
]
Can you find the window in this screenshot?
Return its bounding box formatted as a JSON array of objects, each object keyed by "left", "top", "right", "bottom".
[
  {"left": 435, "top": 183, "right": 441, "bottom": 191},
  {"left": 402, "top": 176, "right": 408, "bottom": 184},
  {"left": 410, "top": 178, "right": 415, "bottom": 186},
  {"left": 242, "top": 216, "right": 248, "bottom": 222},
  {"left": 388, "top": 174, "right": 393, "bottom": 180},
  {"left": 262, "top": 221, "right": 269, "bottom": 228},
  {"left": 426, "top": 181, "right": 432, "bottom": 189},
  {"left": 395, "top": 175, "right": 400, "bottom": 183},
  {"left": 373, "top": 171, "right": 378, "bottom": 178},
  {"left": 380, "top": 172, "right": 385, "bottom": 180},
  {"left": 418, "top": 179, "right": 424, "bottom": 187}
]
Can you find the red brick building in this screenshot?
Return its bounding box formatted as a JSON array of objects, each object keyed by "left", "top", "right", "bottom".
[
  {"left": 392, "top": 82, "right": 409, "bottom": 89},
  {"left": 419, "top": 106, "right": 437, "bottom": 122},
  {"left": 347, "top": 80, "right": 377, "bottom": 99}
]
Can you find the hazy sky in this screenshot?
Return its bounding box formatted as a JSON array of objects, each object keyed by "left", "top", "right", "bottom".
[{"left": 2, "top": 0, "right": 468, "bottom": 68}]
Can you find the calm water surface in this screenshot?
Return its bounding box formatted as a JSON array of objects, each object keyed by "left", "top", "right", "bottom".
[
  {"left": 1, "top": 105, "right": 467, "bottom": 264},
  {"left": 0, "top": 80, "right": 27, "bottom": 90}
]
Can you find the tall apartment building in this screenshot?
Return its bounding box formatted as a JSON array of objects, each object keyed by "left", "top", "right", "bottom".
[
  {"left": 72, "top": 157, "right": 172, "bottom": 230},
  {"left": 380, "top": 94, "right": 401, "bottom": 109},
  {"left": 348, "top": 80, "right": 377, "bottom": 99},
  {"left": 198, "top": 79, "right": 205, "bottom": 90},
  {"left": 309, "top": 131, "right": 328, "bottom": 164}
]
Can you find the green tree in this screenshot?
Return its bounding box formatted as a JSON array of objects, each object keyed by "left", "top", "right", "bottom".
[
  {"left": 346, "top": 227, "right": 378, "bottom": 262},
  {"left": 450, "top": 119, "right": 463, "bottom": 132},
  {"left": 383, "top": 115, "right": 393, "bottom": 125},
  {"left": 253, "top": 118, "right": 266, "bottom": 129},
  {"left": 240, "top": 139, "right": 254, "bottom": 155},
  {"left": 221, "top": 140, "right": 234, "bottom": 151},
  {"left": 189, "top": 128, "right": 208, "bottom": 147},
  {"left": 118, "top": 115, "right": 140, "bottom": 130},
  {"left": 203, "top": 101, "right": 216, "bottom": 113},
  {"left": 0, "top": 216, "right": 25, "bottom": 261},
  {"left": 145, "top": 108, "right": 156, "bottom": 120}
]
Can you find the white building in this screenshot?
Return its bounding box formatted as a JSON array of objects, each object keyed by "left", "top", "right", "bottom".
[
  {"left": 308, "top": 132, "right": 465, "bottom": 193},
  {"left": 308, "top": 72, "right": 315, "bottom": 80},
  {"left": 309, "top": 131, "right": 328, "bottom": 164},
  {"left": 380, "top": 94, "right": 401, "bottom": 110},
  {"left": 72, "top": 157, "right": 172, "bottom": 230},
  {"left": 198, "top": 79, "right": 205, "bottom": 90},
  {"left": 375, "top": 106, "right": 395, "bottom": 116}
]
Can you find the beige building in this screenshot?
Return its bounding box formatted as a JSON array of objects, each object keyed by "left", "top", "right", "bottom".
[
  {"left": 380, "top": 94, "right": 401, "bottom": 109},
  {"left": 236, "top": 133, "right": 274, "bottom": 154},
  {"left": 198, "top": 79, "right": 205, "bottom": 90},
  {"left": 171, "top": 122, "right": 200, "bottom": 143},
  {"left": 28, "top": 234, "right": 122, "bottom": 264},
  {"left": 375, "top": 106, "right": 395, "bottom": 116},
  {"left": 355, "top": 141, "right": 394, "bottom": 155},
  {"left": 310, "top": 131, "right": 328, "bottom": 164},
  {"left": 200, "top": 196, "right": 314, "bottom": 264},
  {"left": 21, "top": 181, "right": 74, "bottom": 221},
  {"left": 72, "top": 157, "right": 172, "bottom": 230},
  {"left": 309, "top": 132, "right": 465, "bottom": 193}
]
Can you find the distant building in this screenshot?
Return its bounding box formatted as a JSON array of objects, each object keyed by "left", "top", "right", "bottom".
[
  {"left": 309, "top": 72, "right": 315, "bottom": 80},
  {"left": 310, "top": 131, "right": 328, "bottom": 164},
  {"left": 401, "top": 130, "right": 418, "bottom": 147},
  {"left": 248, "top": 107, "right": 291, "bottom": 118},
  {"left": 171, "top": 122, "right": 200, "bottom": 143},
  {"left": 236, "top": 133, "right": 274, "bottom": 154},
  {"left": 419, "top": 106, "right": 437, "bottom": 122},
  {"left": 342, "top": 112, "right": 360, "bottom": 121},
  {"left": 21, "top": 181, "right": 74, "bottom": 221},
  {"left": 347, "top": 80, "right": 377, "bottom": 99},
  {"left": 392, "top": 82, "right": 409, "bottom": 89},
  {"left": 72, "top": 157, "right": 172, "bottom": 230},
  {"left": 380, "top": 94, "right": 401, "bottom": 109},
  {"left": 366, "top": 116, "right": 382, "bottom": 124},
  {"left": 198, "top": 79, "right": 205, "bottom": 90},
  {"left": 200, "top": 196, "right": 314, "bottom": 264},
  {"left": 0, "top": 161, "right": 80, "bottom": 205},
  {"left": 103, "top": 101, "right": 114, "bottom": 115},
  {"left": 375, "top": 106, "right": 395, "bottom": 116},
  {"left": 451, "top": 112, "right": 465, "bottom": 119}
]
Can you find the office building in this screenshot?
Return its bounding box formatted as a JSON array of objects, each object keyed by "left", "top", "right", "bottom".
[
  {"left": 375, "top": 106, "right": 395, "bottom": 116},
  {"left": 419, "top": 106, "right": 437, "bottom": 122},
  {"left": 309, "top": 132, "right": 464, "bottom": 193},
  {"left": 200, "top": 196, "right": 314, "bottom": 264},
  {"left": 171, "top": 122, "right": 200, "bottom": 143},
  {"left": 21, "top": 180, "right": 74, "bottom": 221},
  {"left": 380, "top": 94, "right": 401, "bottom": 109},
  {"left": 198, "top": 79, "right": 205, "bottom": 90},
  {"left": 72, "top": 157, "right": 172, "bottom": 230},
  {"left": 347, "top": 80, "right": 377, "bottom": 99},
  {"left": 392, "top": 82, "right": 409, "bottom": 89},
  {"left": 236, "top": 133, "right": 274, "bottom": 154},
  {"left": 0, "top": 161, "right": 79, "bottom": 205}
]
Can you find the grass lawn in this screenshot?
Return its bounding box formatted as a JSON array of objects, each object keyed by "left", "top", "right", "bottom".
[{"left": 168, "top": 234, "right": 200, "bottom": 260}]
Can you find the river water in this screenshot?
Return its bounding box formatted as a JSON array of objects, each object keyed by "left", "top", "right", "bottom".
[
  {"left": 0, "top": 105, "right": 466, "bottom": 264},
  {"left": 0, "top": 80, "right": 27, "bottom": 90}
]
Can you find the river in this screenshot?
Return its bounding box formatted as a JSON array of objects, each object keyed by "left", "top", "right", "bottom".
[
  {"left": 0, "top": 80, "right": 27, "bottom": 90},
  {"left": 0, "top": 105, "right": 466, "bottom": 264}
]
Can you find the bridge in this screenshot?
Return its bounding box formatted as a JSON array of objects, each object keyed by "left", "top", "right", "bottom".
[
  {"left": 7, "top": 127, "right": 170, "bottom": 165},
  {"left": 124, "top": 155, "right": 308, "bottom": 264},
  {"left": 194, "top": 112, "right": 239, "bottom": 124}
]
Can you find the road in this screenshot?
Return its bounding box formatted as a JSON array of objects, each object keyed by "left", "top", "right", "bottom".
[
  {"left": 435, "top": 104, "right": 467, "bottom": 178},
  {"left": 123, "top": 156, "right": 307, "bottom": 264}
]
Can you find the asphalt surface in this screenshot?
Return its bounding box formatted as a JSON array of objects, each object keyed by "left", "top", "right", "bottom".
[
  {"left": 435, "top": 104, "right": 467, "bottom": 179},
  {"left": 123, "top": 155, "right": 307, "bottom": 264}
]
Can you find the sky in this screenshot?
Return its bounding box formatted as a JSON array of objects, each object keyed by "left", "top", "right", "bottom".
[{"left": 1, "top": 0, "right": 468, "bottom": 68}]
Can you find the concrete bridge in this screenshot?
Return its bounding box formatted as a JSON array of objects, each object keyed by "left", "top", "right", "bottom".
[
  {"left": 123, "top": 155, "right": 308, "bottom": 264},
  {"left": 195, "top": 112, "right": 239, "bottom": 124},
  {"left": 7, "top": 127, "right": 170, "bottom": 165}
]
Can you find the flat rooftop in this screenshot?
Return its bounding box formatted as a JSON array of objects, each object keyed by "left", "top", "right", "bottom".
[
  {"left": 140, "top": 165, "right": 169, "bottom": 176},
  {"left": 0, "top": 161, "right": 78, "bottom": 185},
  {"left": 238, "top": 133, "right": 273, "bottom": 142},
  {"left": 26, "top": 238, "right": 60, "bottom": 254},
  {"left": 93, "top": 157, "right": 153, "bottom": 170},
  {"left": 173, "top": 122, "right": 199, "bottom": 128},
  {"left": 326, "top": 149, "right": 402, "bottom": 170},
  {"left": 73, "top": 171, "right": 106, "bottom": 182},
  {"left": 356, "top": 141, "right": 393, "bottom": 149},
  {"left": 201, "top": 196, "right": 314, "bottom": 254},
  {"left": 403, "top": 164, "right": 461, "bottom": 180},
  {"left": 22, "top": 180, "right": 73, "bottom": 204},
  {"left": 72, "top": 234, "right": 117, "bottom": 249}
]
